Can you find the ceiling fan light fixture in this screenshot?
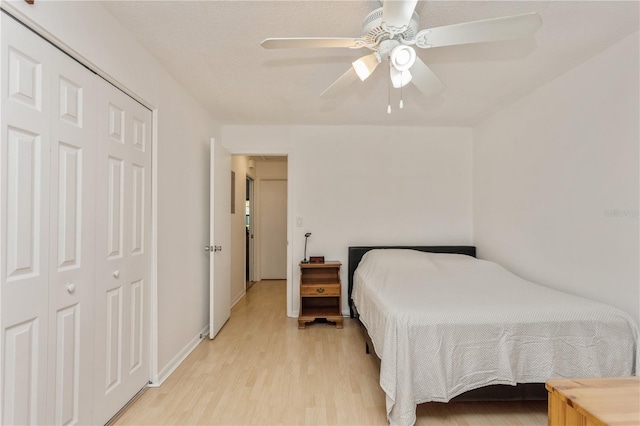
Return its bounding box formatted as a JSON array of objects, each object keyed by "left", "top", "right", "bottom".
[
  {"left": 390, "top": 67, "right": 412, "bottom": 88},
  {"left": 262, "top": 3, "right": 542, "bottom": 107},
  {"left": 352, "top": 52, "right": 381, "bottom": 81},
  {"left": 390, "top": 45, "right": 416, "bottom": 72}
]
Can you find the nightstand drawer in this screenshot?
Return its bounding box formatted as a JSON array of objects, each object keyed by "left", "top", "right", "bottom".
[{"left": 300, "top": 284, "right": 340, "bottom": 296}]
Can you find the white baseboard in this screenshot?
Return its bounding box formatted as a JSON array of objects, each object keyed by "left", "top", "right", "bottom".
[
  {"left": 151, "top": 323, "right": 209, "bottom": 387},
  {"left": 230, "top": 291, "right": 246, "bottom": 309}
]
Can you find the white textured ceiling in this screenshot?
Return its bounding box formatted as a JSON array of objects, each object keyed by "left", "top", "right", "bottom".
[{"left": 102, "top": 1, "right": 639, "bottom": 127}]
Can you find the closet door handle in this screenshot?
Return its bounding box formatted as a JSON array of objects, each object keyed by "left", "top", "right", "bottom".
[
  {"left": 113, "top": 270, "right": 120, "bottom": 278},
  {"left": 66, "top": 283, "right": 76, "bottom": 293}
]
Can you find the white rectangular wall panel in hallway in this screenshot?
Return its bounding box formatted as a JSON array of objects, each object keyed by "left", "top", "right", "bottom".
[
  {"left": 259, "top": 179, "right": 287, "bottom": 279},
  {"left": 0, "top": 12, "right": 152, "bottom": 425}
]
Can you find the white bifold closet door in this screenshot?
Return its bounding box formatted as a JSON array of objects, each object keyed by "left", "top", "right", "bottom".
[
  {"left": 1, "top": 14, "right": 54, "bottom": 425},
  {"left": 46, "top": 40, "right": 98, "bottom": 426},
  {"left": 92, "top": 69, "right": 152, "bottom": 426},
  {"left": 0, "top": 12, "right": 151, "bottom": 425}
]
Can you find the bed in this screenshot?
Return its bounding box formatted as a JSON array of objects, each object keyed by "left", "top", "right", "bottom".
[{"left": 348, "top": 246, "right": 639, "bottom": 426}]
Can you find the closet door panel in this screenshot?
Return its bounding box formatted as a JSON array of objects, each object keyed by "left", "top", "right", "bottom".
[
  {"left": 47, "top": 47, "right": 97, "bottom": 425},
  {"left": 1, "top": 14, "right": 51, "bottom": 425},
  {"left": 107, "top": 156, "right": 125, "bottom": 259},
  {"left": 94, "top": 78, "right": 151, "bottom": 425},
  {"left": 125, "top": 98, "right": 151, "bottom": 383}
]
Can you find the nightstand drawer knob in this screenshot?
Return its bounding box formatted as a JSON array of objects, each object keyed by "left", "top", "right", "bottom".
[{"left": 316, "top": 287, "right": 325, "bottom": 294}]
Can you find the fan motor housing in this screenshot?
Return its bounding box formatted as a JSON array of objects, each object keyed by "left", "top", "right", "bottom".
[{"left": 361, "top": 7, "right": 419, "bottom": 48}]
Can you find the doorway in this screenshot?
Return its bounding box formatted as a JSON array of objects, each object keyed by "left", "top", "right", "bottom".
[
  {"left": 229, "top": 155, "right": 288, "bottom": 309},
  {"left": 246, "top": 176, "right": 255, "bottom": 289}
]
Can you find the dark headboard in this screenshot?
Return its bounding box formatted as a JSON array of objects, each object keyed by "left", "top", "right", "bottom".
[{"left": 348, "top": 246, "right": 476, "bottom": 317}]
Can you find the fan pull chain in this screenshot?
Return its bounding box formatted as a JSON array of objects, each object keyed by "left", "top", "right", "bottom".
[
  {"left": 387, "top": 58, "right": 392, "bottom": 114},
  {"left": 399, "top": 71, "right": 404, "bottom": 109}
]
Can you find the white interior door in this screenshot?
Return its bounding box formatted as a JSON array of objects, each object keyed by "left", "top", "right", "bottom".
[
  {"left": 1, "top": 14, "right": 51, "bottom": 425},
  {"left": 46, "top": 46, "right": 97, "bottom": 426},
  {"left": 259, "top": 179, "right": 287, "bottom": 279},
  {"left": 209, "top": 138, "right": 231, "bottom": 339},
  {"left": 247, "top": 177, "right": 256, "bottom": 283},
  {"left": 93, "top": 75, "right": 152, "bottom": 425}
]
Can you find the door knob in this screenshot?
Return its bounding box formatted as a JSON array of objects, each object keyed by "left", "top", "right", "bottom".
[
  {"left": 204, "top": 245, "right": 213, "bottom": 252},
  {"left": 113, "top": 270, "right": 120, "bottom": 278},
  {"left": 66, "top": 283, "right": 76, "bottom": 293}
]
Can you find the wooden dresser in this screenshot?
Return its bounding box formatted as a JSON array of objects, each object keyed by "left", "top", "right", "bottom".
[
  {"left": 298, "top": 262, "right": 343, "bottom": 329},
  {"left": 546, "top": 377, "right": 640, "bottom": 426}
]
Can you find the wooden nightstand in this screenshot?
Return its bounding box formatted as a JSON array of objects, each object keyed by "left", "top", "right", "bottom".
[
  {"left": 298, "top": 262, "right": 343, "bottom": 329},
  {"left": 546, "top": 377, "right": 640, "bottom": 426}
]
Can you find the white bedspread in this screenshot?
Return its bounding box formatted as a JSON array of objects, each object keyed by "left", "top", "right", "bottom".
[{"left": 352, "top": 249, "right": 639, "bottom": 426}]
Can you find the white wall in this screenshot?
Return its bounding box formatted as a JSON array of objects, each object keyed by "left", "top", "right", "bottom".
[
  {"left": 222, "top": 125, "right": 473, "bottom": 315},
  {"left": 155, "top": 77, "right": 214, "bottom": 378},
  {"left": 473, "top": 32, "right": 639, "bottom": 321},
  {"left": 2, "top": 0, "right": 219, "bottom": 380},
  {"left": 255, "top": 159, "right": 288, "bottom": 180}
]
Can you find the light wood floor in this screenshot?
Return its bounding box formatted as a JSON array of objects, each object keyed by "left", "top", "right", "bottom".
[{"left": 115, "top": 280, "right": 547, "bottom": 425}]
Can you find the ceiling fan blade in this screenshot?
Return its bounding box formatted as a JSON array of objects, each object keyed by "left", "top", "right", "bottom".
[
  {"left": 320, "top": 67, "right": 360, "bottom": 98},
  {"left": 261, "top": 37, "right": 363, "bottom": 49},
  {"left": 415, "top": 12, "right": 542, "bottom": 49},
  {"left": 382, "top": 0, "right": 418, "bottom": 34},
  {"left": 410, "top": 57, "right": 446, "bottom": 97}
]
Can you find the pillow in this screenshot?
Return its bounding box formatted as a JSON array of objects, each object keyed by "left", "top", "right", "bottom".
[{"left": 360, "top": 248, "right": 439, "bottom": 271}]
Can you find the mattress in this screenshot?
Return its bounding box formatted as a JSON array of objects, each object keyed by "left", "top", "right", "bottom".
[{"left": 352, "top": 249, "right": 639, "bottom": 426}]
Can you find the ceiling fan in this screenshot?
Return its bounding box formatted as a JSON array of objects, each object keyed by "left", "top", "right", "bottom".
[{"left": 261, "top": 0, "right": 542, "bottom": 111}]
